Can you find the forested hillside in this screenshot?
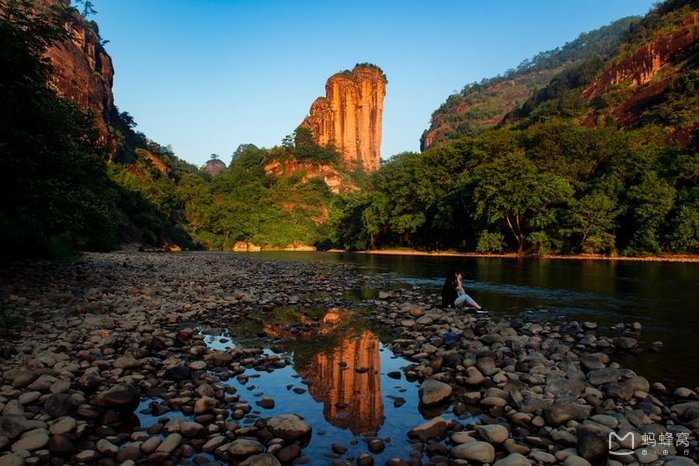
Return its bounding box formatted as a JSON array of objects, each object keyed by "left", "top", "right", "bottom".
[
  {"left": 421, "top": 16, "right": 639, "bottom": 149},
  {"left": 333, "top": 0, "right": 699, "bottom": 256}
]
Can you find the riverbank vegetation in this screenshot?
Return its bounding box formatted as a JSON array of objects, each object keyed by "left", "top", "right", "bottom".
[{"left": 328, "top": 122, "right": 698, "bottom": 256}]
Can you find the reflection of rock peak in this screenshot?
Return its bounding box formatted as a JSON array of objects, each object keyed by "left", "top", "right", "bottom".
[{"left": 301, "top": 330, "right": 384, "bottom": 433}]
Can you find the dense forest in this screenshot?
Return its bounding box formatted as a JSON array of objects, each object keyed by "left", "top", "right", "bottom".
[{"left": 1, "top": 0, "right": 697, "bottom": 258}]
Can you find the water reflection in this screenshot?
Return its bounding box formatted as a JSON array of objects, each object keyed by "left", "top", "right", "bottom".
[{"left": 300, "top": 329, "right": 384, "bottom": 433}]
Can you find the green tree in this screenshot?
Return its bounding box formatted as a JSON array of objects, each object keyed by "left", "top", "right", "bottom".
[
  {"left": 625, "top": 172, "right": 676, "bottom": 254},
  {"left": 566, "top": 192, "right": 619, "bottom": 253},
  {"left": 466, "top": 154, "right": 573, "bottom": 254}
]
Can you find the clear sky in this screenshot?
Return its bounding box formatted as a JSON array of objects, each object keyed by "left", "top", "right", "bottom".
[{"left": 95, "top": 0, "right": 657, "bottom": 167}]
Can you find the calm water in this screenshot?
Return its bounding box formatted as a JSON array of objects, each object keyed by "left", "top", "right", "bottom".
[
  {"left": 132, "top": 253, "right": 697, "bottom": 464},
  {"left": 251, "top": 252, "right": 699, "bottom": 388}
]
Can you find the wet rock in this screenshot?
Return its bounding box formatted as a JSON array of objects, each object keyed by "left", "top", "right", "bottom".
[
  {"left": 419, "top": 379, "right": 452, "bottom": 406},
  {"left": 11, "top": 430, "right": 48, "bottom": 451},
  {"left": 140, "top": 436, "right": 162, "bottom": 454},
  {"left": 194, "top": 396, "right": 216, "bottom": 414},
  {"left": 114, "top": 353, "right": 140, "bottom": 369},
  {"left": 266, "top": 414, "right": 311, "bottom": 441},
  {"left": 49, "top": 417, "right": 76, "bottom": 435},
  {"left": 357, "top": 452, "right": 374, "bottom": 466},
  {"left": 451, "top": 431, "right": 475, "bottom": 444},
  {"left": 95, "top": 384, "right": 139, "bottom": 410},
  {"left": 494, "top": 453, "right": 532, "bottom": 466},
  {"left": 408, "top": 416, "right": 448, "bottom": 441},
  {"left": 155, "top": 433, "right": 182, "bottom": 455},
  {"left": 48, "top": 434, "right": 74, "bottom": 454},
  {"left": 240, "top": 454, "right": 282, "bottom": 466},
  {"left": 0, "top": 416, "right": 40, "bottom": 440},
  {"left": 563, "top": 455, "right": 592, "bottom": 466},
  {"left": 452, "top": 441, "right": 495, "bottom": 463},
  {"left": 165, "top": 365, "right": 192, "bottom": 381},
  {"left": 256, "top": 397, "right": 275, "bottom": 409},
  {"left": 74, "top": 450, "right": 98, "bottom": 462},
  {"left": 476, "top": 424, "right": 509, "bottom": 444},
  {"left": 96, "top": 438, "right": 118, "bottom": 455},
  {"left": 464, "top": 366, "right": 485, "bottom": 385},
  {"left": 588, "top": 368, "right": 624, "bottom": 386},
  {"left": 229, "top": 438, "right": 265, "bottom": 457},
  {"left": 613, "top": 337, "right": 638, "bottom": 350},
  {"left": 0, "top": 453, "right": 24, "bottom": 466},
  {"left": 529, "top": 450, "right": 556, "bottom": 463},
  {"left": 545, "top": 402, "right": 591, "bottom": 426},
  {"left": 367, "top": 438, "right": 385, "bottom": 453},
  {"left": 275, "top": 444, "right": 300, "bottom": 462},
  {"left": 44, "top": 394, "right": 78, "bottom": 418},
  {"left": 577, "top": 424, "right": 609, "bottom": 464}
]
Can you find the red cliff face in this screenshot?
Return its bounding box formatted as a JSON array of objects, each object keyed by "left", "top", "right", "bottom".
[
  {"left": 584, "top": 13, "right": 698, "bottom": 98},
  {"left": 263, "top": 158, "right": 356, "bottom": 194},
  {"left": 583, "top": 11, "right": 699, "bottom": 126},
  {"left": 15, "top": 0, "right": 117, "bottom": 152},
  {"left": 301, "top": 65, "right": 386, "bottom": 172}
]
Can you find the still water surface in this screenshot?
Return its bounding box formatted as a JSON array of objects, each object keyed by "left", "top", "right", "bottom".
[
  {"left": 252, "top": 252, "right": 699, "bottom": 387},
  {"left": 135, "top": 252, "right": 698, "bottom": 464}
]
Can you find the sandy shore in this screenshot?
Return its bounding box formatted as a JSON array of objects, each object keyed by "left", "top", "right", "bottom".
[{"left": 345, "top": 248, "right": 699, "bottom": 263}]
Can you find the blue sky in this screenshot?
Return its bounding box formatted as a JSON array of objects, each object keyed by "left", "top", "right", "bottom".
[{"left": 95, "top": 0, "right": 656, "bottom": 166}]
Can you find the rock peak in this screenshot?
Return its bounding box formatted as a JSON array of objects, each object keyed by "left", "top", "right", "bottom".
[{"left": 300, "top": 64, "right": 386, "bottom": 171}]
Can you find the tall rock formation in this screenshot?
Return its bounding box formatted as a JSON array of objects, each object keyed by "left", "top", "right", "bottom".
[
  {"left": 9, "top": 0, "right": 117, "bottom": 152},
  {"left": 301, "top": 64, "right": 386, "bottom": 171}
]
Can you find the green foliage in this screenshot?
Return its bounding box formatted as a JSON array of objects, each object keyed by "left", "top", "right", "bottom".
[
  {"left": 329, "top": 114, "right": 697, "bottom": 255},
  {"left": 565, "top": 192, "right": 619, "bottom": 253},
  {"left": 423, "top": 16, "right": 638, "bottom": 147},
  {"left": 476, "top": 231, "right": 505, "bottom": 253},
  {"left": 465, "top": 153, "right": 573, "bottom": 253},
  {"left": 0, "top": 3, "right": 119, "bottom": 257},
  {"left": 177, "top": 139, "right": 341, "bottom": 250},
  {"left": 274, "top": 127, "right": 339, "bottom": 164}
]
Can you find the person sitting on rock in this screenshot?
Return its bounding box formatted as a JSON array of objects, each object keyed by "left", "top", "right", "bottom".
[{"left": 441, "top": 269, "right": 481, "bottom": 310}]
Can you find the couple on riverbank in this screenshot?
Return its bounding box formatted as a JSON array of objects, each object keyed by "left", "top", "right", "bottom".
[{"left": 442, "top": 270, "right": 482, "bottom": 310}]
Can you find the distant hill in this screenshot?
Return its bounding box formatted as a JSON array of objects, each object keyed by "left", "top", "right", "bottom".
[
  {"left": 421, "top": 16, "right": 639, "bottom": 150},
  {"left": 507, "top": 0, "right": 699, "bottom": 142}
]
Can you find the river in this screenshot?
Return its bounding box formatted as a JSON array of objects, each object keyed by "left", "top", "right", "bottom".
[{"left": 248, "top": 251, "right": 699, "bottom": 388}]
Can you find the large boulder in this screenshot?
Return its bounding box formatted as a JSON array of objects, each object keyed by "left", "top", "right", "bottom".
[
  {"left": 452, "top": 441, "right": 495, "bottom": 463},
  {"left": 545, "top": 402, "right": 591, "bottom": 426},
  {"left": 266, "top": 414, "right": 311, "bottom": 441},
  {"left": 476, "top": 424, "right": 509, "bottom": 444},
  {"left": 240, "top": 453, "right": 282, "bottom": 466},
  {"left": 494, "top": 453, "right": 532, "bottom": 466},
  {"left": 94, "top": 384, "right": 139, "bottom": 411},
  {"left": 408, "top": 417, "right": 448, "bottom": 441},
  {"left": 577, "top": 424, "right": 609, "bottom": 464},
  {"left": 228, "top": 439, "right": 264, "bottom": 457},
  {"left": 419, "top": 379, "right": 452, "bottom": 406}
]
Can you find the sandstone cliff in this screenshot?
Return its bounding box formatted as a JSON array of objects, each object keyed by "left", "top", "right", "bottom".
[
  {"left": 263, "top": 158, "right": 354, "bottom": 194},
  {"left": 6, "top": 0, "right": 118, "bottom": 152},
  {"left": 582, "top": 10, "right": 699, "bottom": 127},
  {"left": 301, "top": 64, "right": 386, "bottom": 171}
]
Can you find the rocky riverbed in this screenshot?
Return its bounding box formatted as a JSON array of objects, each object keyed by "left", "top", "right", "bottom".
[{"left": 0, "top": 252, "right": 697, "bottom": 466}]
